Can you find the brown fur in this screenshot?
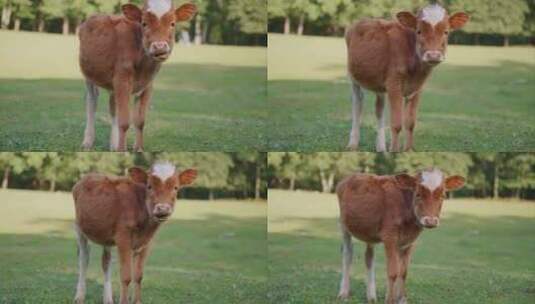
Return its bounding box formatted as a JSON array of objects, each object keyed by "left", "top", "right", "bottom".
[
  {"left": 337, "top": 170, "right": 465, "bottom": 304},
  {"left": 346, "top": 7, "right": 469, "bottom": 151},
  {"left": 78, "top": 2, "right": 197, "bottom": 152},
  {"left": 73, "top": 165, "right": 197, "bottom": 304}
]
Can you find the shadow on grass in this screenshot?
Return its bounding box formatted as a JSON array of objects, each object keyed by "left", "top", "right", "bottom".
[
  {"left": 266, "top": 60, "right": 535, "bottom": 151},
  {"left": 268, "top": 213, "right": 535, "bottom": 304},
  {"left": 0, "top": 214, "right": 267, "bottom": 304},
  {"left": 0, "top": 63, "right": 267, "bottom": 151}
]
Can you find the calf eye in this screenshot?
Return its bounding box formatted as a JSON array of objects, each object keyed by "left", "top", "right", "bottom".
[
  {"left": 444, "top": 31, "right": 449, "bottom": 35},
  {"left": 171, "top": 22, "right": 176, "bottom": 27},
  {"left": 174, "top": 186, "right": 179, "bottom": 191},
  {"left": 147, "top": 185, "right": 152, "bottom": 190},
  {"left": 142, "top": 22, "right": 147, "bottom": 27},
  {"left": 417, "top": 30, "right": 422, "bottom": 35}
]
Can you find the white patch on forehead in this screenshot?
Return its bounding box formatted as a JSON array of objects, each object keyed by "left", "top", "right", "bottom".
[
  {"left": 420, "top": 4, "right": 446, "bottom": 26},
  {"left": 147, "top": 0, "right": 172, "bottom": 18},
  {"left": 151, "top": 162, "right": 175, "bottom": 181},
  {"left": 420, "top": 169, "right": 443, "bottom": 191}
]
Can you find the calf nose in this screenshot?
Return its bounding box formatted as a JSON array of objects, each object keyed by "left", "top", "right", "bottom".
[
  {"left": 150, "top": 41, "right": 169, "bottom": 54},
  {"left": 423, "top": 51, "right": 444, "bottom": 63},
  {"left": 154, "top": 203, "right": 172, "bottom": 216},
  {"left": 421, "top": 216, "right": 440, "bottom": 228}
]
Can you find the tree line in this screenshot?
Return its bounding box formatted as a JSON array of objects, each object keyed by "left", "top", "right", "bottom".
[
  {"left": 268, "top": 0, "right": 535, "bottom": 46},
  {"left": 0, "top": 0, "right": 267, "bottom": 46},
  {"left": 267, "top": 153, "right": 535, "bottom": 200},
  {"left": 0, "top": 152, "right": 267, "bottom": 200}
]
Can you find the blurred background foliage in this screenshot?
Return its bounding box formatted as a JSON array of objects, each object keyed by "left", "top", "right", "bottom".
[
  {"left": 0, "top": 0, "right": 267, "bottom": 45},
  {"left": 267, "top": 152, "right": 535, "bottom": 200},
  {"left": 0, "top": 152, "right": 267, "bottom": 200},
  {"left": 268, "top": 0, "right": 535, "bottom": 46}
]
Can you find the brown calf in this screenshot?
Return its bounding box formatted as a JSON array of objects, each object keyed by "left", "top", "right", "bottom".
[
  {"left": 345, "top": 4, "right": 469, "bottom": 152},
  {"left": 336, "top": 168, "right": 465, "bottom": 304},
  {"left": 72, "top": 162, "right": 197, "bottom": 304},
  {"left": 79, "top": 0, "right": 197, "bottom": 151}
]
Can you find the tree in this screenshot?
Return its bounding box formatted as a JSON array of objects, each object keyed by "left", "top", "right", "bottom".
[
  {"left": 450, "top": 0, "right": 529, "bottom": 46},
  {"left": 0, "top": 153, "right": 26, "bottom": 189},
  {"left": 40, "top": 0, "right": 94, "bottom": 34},
  {"left": 228, "top": 0, "right": 267, "bottom": 34},
  {"left": 267, "top": 0, "right": 290, "bottom": 34}
]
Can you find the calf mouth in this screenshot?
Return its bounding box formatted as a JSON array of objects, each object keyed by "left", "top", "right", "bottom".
[
  {"left": 153, "top": 214, "right": 170, "bottom": 222},
  {"left": 152, "top": 52, "right": 170, "bottom": 62}
]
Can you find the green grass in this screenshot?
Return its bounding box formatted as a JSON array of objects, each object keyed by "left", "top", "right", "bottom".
[
  {"left": 267, "top": 34, "right": 535, "bottom": 151},
  {"left": 268, "top": 189, "right": 535, "bottom": 304},
  {"left": 0, "top": 190, "right": 267, "bottom": 304},
  {"left": 0, "top": 30, "right": 266, "bottom": 151}
]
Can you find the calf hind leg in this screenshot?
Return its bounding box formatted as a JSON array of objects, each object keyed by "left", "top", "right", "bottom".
[
  {"left": 102, "top": 246, "right": 113, "bottom": 304},
  {"left": 375, "top": 94, "right": 387, "bottom": 152},
  {"left": 365, "top": 244, "right": 377, "bottom": 303},
  {"left": 337, "top": 227, "right": 353, "bottom": 299},
  {"left": 81, "top": 81, "right": 99, "bottom": 150},
  {"left": 347, "top": 80, "right": 364, "bottom": 150},
  {"left": 74, "top": 225, "right": 90, "bottom": 304}
]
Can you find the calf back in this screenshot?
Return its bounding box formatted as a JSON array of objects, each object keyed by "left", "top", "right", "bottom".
[
  {"left": 337, "top": 174, "right": 419, "bottom": 244},
  {"left": 73, "top": 173, "right": 147, "bottom": 246}
]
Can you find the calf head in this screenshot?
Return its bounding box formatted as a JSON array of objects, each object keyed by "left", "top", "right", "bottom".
[
  {"left": 397, "top": 3, "right": 469, "bottom": 66},
  {"left": 395, "top": 168, "right": 465, "bottom": 228},
  {"left": 129, "top": 162, "right": 197, "bottom": 223},
  {"left": 122, "top": 1, "right": 197, "bottom": 61}
]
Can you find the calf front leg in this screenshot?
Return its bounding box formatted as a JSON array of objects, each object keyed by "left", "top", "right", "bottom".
[
  {"left": 132, "top": 86, "right": 152, "bottom": 152},
  {"left": 112, "top": 76, "right": 132, "bottom": 152},
  {"left": 384, "top": 240, "right": 402, "bottom": 304},
  {"left": 404, "top": 92, "right": 421, "bottom": 152},
  {"left": 133, "top": 246, "right": 150, "bottom": 304},
  {"left": 386, "top": 81, "right": 404, "bottom": 152},
  {"left": 398, "top": 245, "right": 415, "bottom": 304},
  {"left": 116, "top": 237, "right": 133, "bottom": 304},
  {"left": 337, "top": 227, "right": 353, "bottom": 299}
]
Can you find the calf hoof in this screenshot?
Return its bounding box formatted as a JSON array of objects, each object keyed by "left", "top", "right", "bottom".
[
  {"left": 346, "top": 142, "right": 359, "bottom": 151},
  {"left": 80, "top": 141, "right": 93, "bottom": 151},
  {"left": 73, "top": 298, "right": 84, "bottom": 304},
  {"left": 337, "top": 291, "right": 350, "bottom": 300},
  {"left": 397, "top": 297, "right": 407, "bottom": 304}
]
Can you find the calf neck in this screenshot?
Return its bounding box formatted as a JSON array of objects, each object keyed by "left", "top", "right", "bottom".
[
  {"left": 336, "top": 168, "right": 465, "bottom": 304},
  {"left": 79, "top": 1, "right": 196, "bottom": 151},
  {"left": 72, "top": 162, "right": 197, "bottom": 304},
  {"left": 345, "top": 4, "right": 468, "bottom": 151}
]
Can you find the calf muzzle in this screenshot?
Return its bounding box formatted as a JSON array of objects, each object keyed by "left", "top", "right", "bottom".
[
  {"left": 149, "top": 41, "right": 171, "bottom": 61},
  {"left": 420, "top": 216, "right": 440, "bottom": 228},
  {"left": 422, "top": 51, "right": 444, "bottom": 65}
]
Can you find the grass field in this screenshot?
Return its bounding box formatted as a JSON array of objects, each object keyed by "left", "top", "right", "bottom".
[
  {"left": 0, "top": 190, "right": 267, "bottom": 304},
  {"left": 268, "top": 190, "right": 535, "bottom": 304},
  {"left": 267, "top": 34, "right": 535, "bottom": 151},
  {"left": 0, "top": 30, "right": 266, "bottom": 151}
]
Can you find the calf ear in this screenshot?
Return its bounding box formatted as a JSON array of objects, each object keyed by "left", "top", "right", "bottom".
[
  {"left": 122, "top": 4, "right": 142, "bottom": 22},
  {"left": 445, "top": 175, "right": 465, "bottom": 191},
  {"left": 396, "top": 11, "right": 417, "bottom": 29},
  {"left": 449, "top": 12, "right": 469, "bottom": 30},
  {"left": 175, "top": 3, "right": 197, "bottom": 22},
  {"left": 128, "top": 167, "right": 148, "bottom": 184},
  {"left": 395, "top": 173, "right": 417, "bottom": 189},
  {"left": 179, "top": 169, "right": 198, "bottom": 186}
]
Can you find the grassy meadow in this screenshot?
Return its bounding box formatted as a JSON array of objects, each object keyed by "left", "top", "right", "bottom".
[
  {"left": 0, "top": 30, "right": 266, "bottom": 151},
  {"left": 0, "top": 190, "right": 267, "bottom": 304},
  {"left": 268, "top": 190, "right": 535, "bottom": 304},
  {"left": 267, "top": 34, "right": 535, "bottom": 151}
]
